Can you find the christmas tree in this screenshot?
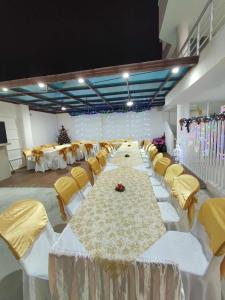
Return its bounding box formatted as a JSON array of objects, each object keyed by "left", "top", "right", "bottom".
[{"left": 57, "top": 125, "right": 71, "bottom": 145}]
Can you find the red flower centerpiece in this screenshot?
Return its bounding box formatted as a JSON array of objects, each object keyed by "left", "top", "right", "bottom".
[{"left": 115, "top": 183, "right": 125, "bottom": 192}]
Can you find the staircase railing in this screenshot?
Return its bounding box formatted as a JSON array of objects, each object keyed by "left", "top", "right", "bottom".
[{"left": 178, "top": 0, "right": 225, "bottom": 57}]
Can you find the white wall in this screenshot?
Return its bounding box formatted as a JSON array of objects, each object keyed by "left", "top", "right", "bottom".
[
  {"left": 0, "top": 102, "right": 25, "bottom": 169},
  {"left": 0, "top": 101, "right": 59, "bottom": 170},
  {"left": 57, "top": 110, "right": 165, "bottom": 141},
  {"left": 30, "top": 110, "right": 58, "bottom": 146}
]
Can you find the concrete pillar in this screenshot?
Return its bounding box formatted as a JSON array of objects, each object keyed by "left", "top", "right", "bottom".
[
  {"left": 19, "top": 105, "right": 33, "bottom": 148},
  {"left": 176, "top": 22, "right": 189, "bottom": 57}
]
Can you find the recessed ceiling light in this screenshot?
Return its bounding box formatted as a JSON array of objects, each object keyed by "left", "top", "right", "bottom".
[
  {"left": 78, "top": 77, "right": 85, "bottom": 84},
  {"left": 61, "top": 106, "right": 67, "bottom": 111},
  {"left": 126, "top": 100, "right": 133, "bottom": 107},
  {"left": 123, "top": 72, "right": 129, "bottom": 79},
  {"left": 38, "top": 82, "right": 45, "bottom": 88},
  {"left": 171, "top": 67, "right": 180, "bottom": 74},
  {"left": 2, "top": 87, "right": 8, "bottom": 92}
]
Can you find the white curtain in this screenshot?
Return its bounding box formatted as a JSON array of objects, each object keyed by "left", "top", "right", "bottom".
[{"left": 68, "top": 110, "right": 164, "bottom": 141}]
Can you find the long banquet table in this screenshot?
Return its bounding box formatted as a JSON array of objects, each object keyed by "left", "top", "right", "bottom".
[{"left": 49, "top": 142, "right": 183, "bottom": 299}]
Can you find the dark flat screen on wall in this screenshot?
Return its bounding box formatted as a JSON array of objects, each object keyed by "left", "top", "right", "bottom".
[{"left": 0, "top": 122, "right": 7, "bottom": 144}]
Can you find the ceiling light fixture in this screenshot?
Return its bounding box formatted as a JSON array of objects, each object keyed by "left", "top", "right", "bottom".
[
  {"left": 2, "top": 87, "right": 8, "bottom": 92},
  {"left": 38, "top": 82, "right": 45, "bottom": 88},
  {"left": 126, "top": 100, "right": 133, "bottom": 107},
  {"left": 78, "top": 77, "right": 85, "bottom": 84},
  {"left": 123, "top": 72, "right": 129, "bottom": 79},
  {"left": 171, "top": 67, "right": 180, "bottom": 74},
  {"left": 61, "top": 106, "right": 67, "bottom": 111}
]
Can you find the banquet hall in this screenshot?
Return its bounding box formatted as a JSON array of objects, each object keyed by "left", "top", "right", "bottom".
[{"left": 0, "top": 1, "right": 225, "bottom": 299}]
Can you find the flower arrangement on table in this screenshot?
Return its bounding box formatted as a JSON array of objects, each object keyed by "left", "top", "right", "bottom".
[
  {"left": 152, "top": 134, "right": 167, "bottom": 152},
  {"left": 115, "top": 183, "right": 125, "bottom": 192}
]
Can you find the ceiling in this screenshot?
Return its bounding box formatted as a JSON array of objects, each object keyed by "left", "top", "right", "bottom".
[{"left": 0, "top": 58, "right": 198, "bottom": 115}]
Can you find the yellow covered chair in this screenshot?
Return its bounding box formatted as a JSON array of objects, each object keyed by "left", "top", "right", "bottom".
[
  {"left": 96, "top": 151, "right": 107, "bottom": 168},
  {"left": 164, "top": 164, "right": 184, "bottom": 189},
  {"left": 84, "top": 143, "right": 94, "bottom": 159},
  {"left": 54, "top": 176, "right": 83, "bottom": 220},
  {"left": 71, "top": 166, "right": 92, "bottom": 197},
  {"left": 0, "top": 199, "right": 57, "bottom": 300},
  {"left": 23, "top": 148, "right": 36, "bottom": 170},
  {"left": 87, "top": 157, "right": 102, "bottom": 181},
  {"left": 144, "top": 198, "right": 225, "bottom": 300},
  {"left": 32, "top": 149, "right": 48, "bottom": 172},
  {"left": 171, "top": 174, "right": 200, "bottom": 229}
]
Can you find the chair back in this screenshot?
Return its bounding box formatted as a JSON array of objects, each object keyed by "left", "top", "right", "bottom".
[
  {"left": 71, "top": 167, "right": 90, "bottom": 189},
  {"left": 164, "top": 164, "right": 184, "bottom": 188},
  {"left": 69, "top": 143, "right": 80, "bottom": 157},
  {"left": 154, "top": 157, "right": 171, "bottom": 176},
  {"left": 32, "top": 149, "right": 44, "bottom": 164},
  {"left": 172, "top": 174, "right": 200, "bottom": 226},
  {"left": 59, "top": 147, "right": 69, "bottom": 161},
  {"left": 152, "top": 153, "right": 163, "bottom": 168},
  {"left": 0, "top": 200, "right": 48, "bottom": 259},
  {"left": 198, "top": 198, "right": 225, "bottom": 278},
  {"left": 54, "top": 176, "right": 80, "bottom": 220},
  {"left": 23, "top": 149, "right": 32, "bottom": 158},
  {"left": 149, "top": 147, "right": 158, "bottom": 161},
  {"left": 88, "top": 157, "right": 101, "bottom": 175},
  {"left": 96, "top": 152, "right": 107, "bottom": 168},
  {"left": 84, "top": 143, "right": 93, "bottom": 155}
]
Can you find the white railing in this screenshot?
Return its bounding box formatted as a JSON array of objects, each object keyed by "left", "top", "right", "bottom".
[
  {"left": 178, "top": 119, "right": 225, "bottom": 195},
  {"left": 178, "top": 0, "right": 225, "bottom": 57}
]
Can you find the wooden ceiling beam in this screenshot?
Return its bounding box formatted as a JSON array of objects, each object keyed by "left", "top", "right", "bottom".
[{"left": 0, "top": 56, "right": 198, "bottom": 88}]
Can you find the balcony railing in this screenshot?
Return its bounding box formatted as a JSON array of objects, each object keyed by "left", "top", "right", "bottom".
[{"left": 178, "top": 0, "right": 225, "bottom": 57}]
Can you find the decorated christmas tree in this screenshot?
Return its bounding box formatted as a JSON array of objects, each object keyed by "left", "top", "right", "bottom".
[{"left": 57, "top": 125, "right": 71, "bottom": 145}]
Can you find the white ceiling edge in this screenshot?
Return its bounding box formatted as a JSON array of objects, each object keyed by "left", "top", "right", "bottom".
[
  {"left": 164, "top": 23, "right": 225, "bottom": 109},
  {"left": 159, "top": 0, "right": 208, "bottom": 46}
]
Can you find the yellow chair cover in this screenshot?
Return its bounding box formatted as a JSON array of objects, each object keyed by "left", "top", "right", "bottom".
[
  {"left": 143, "top": 140, "right": 152, "bottom": 150},
  {"left": 32, "top": 149, "right": 44, "bottom": 164},
  {"left": 164, "top": 164, "right": 184, "bottom": 189},
  {"left": 59, "top": 147, "right": 68, "bottom": 161},
  {"left": 84, "top": 143, "right": 93, "bottom": 155},
  {"left": 149, "top": 147, "right": 158, "bottom": 161},
  {"left": 198, "top": 198, "right": 225, "bottom": 278},
  {"left": 171, "top": 175, "right": 200, "bottom": 226},
  {"left": 88, "top": 157, "right": 102, "bottom": 175},
  {"left": 69, "top": 143, "right": 80, "bottom": 157},
  {"left": 71, "top": 167, "right": 90, "bottom": 189},
  {"left": 96, "top": 152, "right": 107, "bottom": 168},
  {"left": 154, "top": 157, "right": 171, "bottom": 176},
  {"left": 152, "top": 153, "right": 163, "bottom": 168},
  {"left": 0, "top": 200, "right": 48, "bottom": 259},
  {"left": 54, "top": 176, "right": 80, "bottom": 220},
  {"left": 23, "top": 149, "right": 32, "bottom": 158}
]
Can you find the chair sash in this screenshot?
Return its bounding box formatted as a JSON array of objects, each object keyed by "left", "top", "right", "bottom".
[
  {"left": 59, "top": 147, "right": 68, "bottom": 161},
  {"left": 164, "top": 164, "right": 184, "bottom": 189},
  {"left": 152, "top": 153, "right": 163, "bottom": 168},
  {"left": 198, "top": 198, "right": 225, "bottom": 278},
  {"left": 172, "top": 175, "right": 200, "bottom": 226},
  {"left": 23, "top": 149, "right": 32, "bottom": 158},
  {"left": 70, "top": 143, "right": 80, "bottom": 157},
  {"left": 54, "top": 177, "right": 80, "bottom": 220},
  {"left": 84, "top": 143, "right": 93, "bottom": 155},
  {"left": 71, "top": 167, "right": 90, "bottom": 189},
  {"left": 96, "top": 152, "right": 107, "bottom": 168},
  {"left": 0, "top": 200, "right": 48, "bottom": 259},
  {"left": 149, "top": 147, "right": 158, "bottom": 161},
  {"left": 88, "top": 158, "right": 101, "bottom": 175},
  {"left": 32, "top": 149, "right": 44, "bottom": 164},
  {"left": 154, "top": 157, "right": 171, "bottom": 176}
]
